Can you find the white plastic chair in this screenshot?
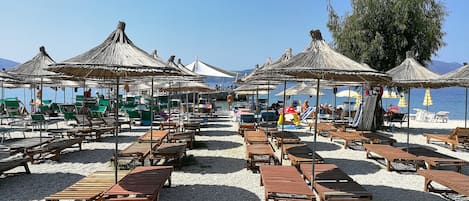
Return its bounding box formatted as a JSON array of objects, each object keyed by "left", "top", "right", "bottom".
[{"left": 434, "top": 111, "right": 449, "bottom": 123}]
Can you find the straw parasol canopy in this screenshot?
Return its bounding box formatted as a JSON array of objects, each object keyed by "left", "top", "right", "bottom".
[
  {"left": 265, "top": 30, "right": 390, "bottom": 83},
  {"left": 9, "top": 46, "right": 58, "bottom": 77},
  {"left": 48, "top": 22, "right": 181, "bottom": 78},
  {"left": 234, "top": 84, "right": 276, "bottom": 92},
  {"left": 386, "top": 51, "right": 442, "bottom": 88},
  {"left": 160, "top": 81, "right": 213, "bottom": 93}
]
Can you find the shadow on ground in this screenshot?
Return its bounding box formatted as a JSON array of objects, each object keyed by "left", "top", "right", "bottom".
[
  {"left": 325, "top": 158, "right": 381, "bottom": 175},
  {"left": 363, "top": 185, "right": 445, "bottom": 201},
  {"left": 206, "top": 123, "right": 233, "bottom": 128},
  {"left": 180, "top": 156, "right": 245, "bottom": 174},
  {"left": 199, "top": 130, "right": 238, "bottom": 137},
  {"left": 60, "top": 148, "right": 114, "bottom": 164},
  {"left": 0, "top": 172, "right": 84, "bottom": 201},
  {"left": 303, "top": 141, "right": 342, "bottom": 152},
  {"left": 159, "top": 184, "right": 260, "bottom": 201},
  {"left": 193, "top": 140, "right": 243, "bottom": 150}
]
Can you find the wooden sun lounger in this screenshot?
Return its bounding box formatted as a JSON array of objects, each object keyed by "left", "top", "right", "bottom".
[
  {"left": 238, "top": 123, "right": 256, "bottom": 136},
  {"left": 168, "top": 131, "right": 195, "bottom": 149},
  {"left": 245, "top": 144, "right": 277, "bottom": 170},
  {"left": 270, "top": 131, "right": 301, "bottom": 148},
  {"left": 299, "top": 163, "right": 372, "bottom": 201},
  {"left": 423, "top": 127, "right": 469, "bottom": 151},
  {"left": 405, "top": 147, "right": 467, "bottom": 172},
  {"left": 0, "top": 152, "right": 30, "bottom": 175},
  {"left": 245, "top": 131, "right": 268, "bottom": 144},
  {"left": 299, "top": 163, "right": 353, "bottom": 183},
  {"left": 2, "top": 137, "right": 54, "bottom": 154},
  {"left": 101, "top": 166, "right": 173, "bottom": 201},
  {"left": 160, "top": 122, "right": 179, "bottom": 133},
  {"left": 66, "top": 127, "right": 115, "bottom": 140},
  {"left": 182, "top": 121, "right": 200, "bottom": 135},
  {"left": 258, "top": 126, "right": 278, "bottom": 139},
  {"left": 45, "top": 170, "right": 128, "bottom": 201},
  {"left": 259, "top": 165, "right": 315, "bottom": 201},
  {"left": 364, "top": 144, "right": 421, "bottom": 171},
  {"left": 138, "top": 130, "right": 170, "bottom": 145},
  {"left": 417, "top": 169, "right": 469, "bottom": 197},
  {"left": 116, "top": 142, "right": 158, "bottom": 166},
  {"left": 329, "top": 131, "right": 370, "bottom": 149},
  {"left": 285, "top": 144, "right": 324, "bottom": 167},
  {"left": 153, "top": 143, "right": 186, "bottom": 167},
  {"left": 314, "top": 181, "right": 372, "bottom": 201},
  {"left": 26, "top": 137, "right": 84, "bottom": 163},
  {"left": 309, "top": 122, "right": 339, "bottom": 135}
]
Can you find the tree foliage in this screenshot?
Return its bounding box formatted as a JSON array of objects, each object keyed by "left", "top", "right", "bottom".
[{"left": 327, "top": 0, "right": 447, "bottom": 72}]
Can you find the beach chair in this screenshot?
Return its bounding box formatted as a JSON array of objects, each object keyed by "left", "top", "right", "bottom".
[
  {"left": 299, "top": 163, "right": 372, "bottom": 201},
  {"left": 101, "top": 166, "right": 173, "bottom": 201},
  {"left": 138, "top": 130, "right": 170, "bottom": 145},
  {"left": 115, "top": 142, "right": 158, "bottom": 166},
  {"left": 270, "top": 131, "right": 301, "bottom": 148},
  {"left": 4, "top": 99, "right": 25, "bottom": 120},
  {"left": 283, "top": 143, "right": 324, "bottom": 166},
  {"left": 259, "top": 165, "right": 315, "bottom": 201},
  {"left": 25, "top": 136, "right": 84, "bottom": 163},
  {"left": 169, "top": 131, "right": 195, "bottom": 149},
  {"left": 45, "top": 170, "right": 128, "bottom": 201},
  {"left": 406, "top": 147, "right": 467, "bottom": 172},
  {"left": 30, "top": 114, "right": 61, "bottom": 131},
  {"left": 329, "top": 131, "right": 370, "bottom": 149},
  {"left": 433, "top": 111, "right": 449, "bottom": 123},
  {"left": 244, "top": 130, "right": 268, "bottom": 144},
  {"left": 160, "top": 121, "right": 179, "bottom": 133},
  {"left": 153, "top": 143, "right": 186, "bottom": 167},
  {"left": 245, "top": 144, "right": 277, "bottom": 170},
  {"left": 0, "top": 151, "right": 30, "bottom": 175},
  {"left": 364, "top": 144, "right": 421, "bottom": 171},
  {"left": 309, "top": 122, "right": 340, "bottom": 135},
  {"left": 423, "top": 127, "right": 469, "bottom": 151},
  {"left": 417, "top": 169, "right": 469, "bottom": 197}
]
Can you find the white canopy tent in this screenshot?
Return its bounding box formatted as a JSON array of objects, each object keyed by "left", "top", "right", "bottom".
[{"left": 185, "top": 58, "right": 236, "bottom": 78}]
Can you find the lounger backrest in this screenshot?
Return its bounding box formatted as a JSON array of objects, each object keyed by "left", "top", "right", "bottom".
[{"left": 455, "top": 127, "right": 469, "bottom": 143}]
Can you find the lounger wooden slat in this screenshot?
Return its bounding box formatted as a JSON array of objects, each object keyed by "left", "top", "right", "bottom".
[
  {"left": 405, "top": 147, "right": 467, "bottom": 172},
  {"left": 102, "top": 166, "right": 173, "bottom": 201},
  {"left": 364, "top": 144, "right": 421, "bottom": 171},
  {"left": 238, "top": 123, "right": 256, "bottom": 136},
  {"left": 417, "top": 169, "right": 469, "bottom": 197},
  {"left": 245, "top": 144, "right": 277, "bottom": 170},
  {"left": 285, "top": 144, "right": 324, "bottom": 167},
  {"left": 26, "top": 137, "right": 84, "bottom": 163},
  {"left": 45, "top": 171, "right": 128, "bottom": 201},
  {"left": 299, "top": 163, "right": 353, "bottom": 183},
  {"left": 423, "top": 127, "right": 469, "bottom": 151},
  {"left": 314, "top": 181, "right": 372, "bottom": 201},
  {"left": 260, "top": 165, "right": 315, "bottom": 201},
  {"left": 160, "top": 122, "right": 179, "bottom": 133},
  {"left": 138, "top": 130, "right": 169, "bottom": 145},
  {"left": 310, "top": 122, "right": 339, "bottom": 135}
]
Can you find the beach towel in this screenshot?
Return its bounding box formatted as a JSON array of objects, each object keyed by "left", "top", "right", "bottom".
[{"left": 301, "top": 107, "right": 314, "bottom": 121}]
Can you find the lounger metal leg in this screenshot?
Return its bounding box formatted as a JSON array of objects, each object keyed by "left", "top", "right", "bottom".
[
  {"left": 23, "top": 162, "right": 31, "bottom": 174},
  {"left": 386, "top": 159, "right": 391, "bottom": 171},
  {"left": 424, "top": 178, "right": 431, "bottom": 192}
]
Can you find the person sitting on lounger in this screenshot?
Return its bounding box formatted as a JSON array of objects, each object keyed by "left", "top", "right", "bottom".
[{"left": 387, "top": 104, "right": 399, "bottom": 114}]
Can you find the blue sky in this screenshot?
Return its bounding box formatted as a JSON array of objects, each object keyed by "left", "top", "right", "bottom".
[{"left": 0, "top": 0, "right": 467, "bottom": 71}]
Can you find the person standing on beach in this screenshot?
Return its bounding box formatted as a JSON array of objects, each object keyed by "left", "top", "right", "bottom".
[{"left": 227, "top": 93, "right": 233, "bottom": 110}]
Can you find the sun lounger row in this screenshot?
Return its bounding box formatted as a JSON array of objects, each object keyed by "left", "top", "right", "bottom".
[
  {"left": 364, "top": 144, "right": 467, "bottom": 172},
  {"left": 329, "top": 131, "right": 396, "bottom": 149},
  {"left": 243, "top": 131, "right": 278, "bottom": 170}
]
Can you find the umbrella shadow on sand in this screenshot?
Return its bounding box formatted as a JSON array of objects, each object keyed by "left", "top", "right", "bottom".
[
  {"left": 159, "top": 184, "right": 260, "bottom": 201},
  {"left": 325, "top": 158, "right": 380, "bottom": 176},
  {"left": 0, "top": 172, "right": 84, "bottom": 201},
  {"left": 303, "top": 141, "right": 342, "bottom": 152},
  {"left": 362, "top": 185, "right": 445, "bottom": 201},
  {"left": 193, "top": 140, "right": 243, "bottom": 150},
  {"left": 180, "top": 156, "right": 245, "bottom": 174},
  {"left": 199, "top": 130, "right": 238, "bottom": 137},
  {"left": 206, "top": 123, "right": 233, "bottom": 128},
  {"left": 59, "top": 148, "right": 114, "bottom": 164}
]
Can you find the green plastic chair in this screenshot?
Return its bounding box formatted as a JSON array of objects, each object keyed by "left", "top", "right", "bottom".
[
  {"left": 140, "top": 110, "right": 152, "bottom": 126},
  {"left": 42, "top": 100, "right": 52, "bottom": 106},
  {"left": 4, "top": 100, "right": 22, "bottom": 117},
  {"left": 98, "top": 99, "right": 110, "bottom": 107},
  {"left": 76, "top": 95, "right": 84, "bottom": 102}
]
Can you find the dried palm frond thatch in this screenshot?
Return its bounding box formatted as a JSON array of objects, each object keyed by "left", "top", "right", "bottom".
[{"left": 9, "top": 46, "right": 57, "bottom": 77}]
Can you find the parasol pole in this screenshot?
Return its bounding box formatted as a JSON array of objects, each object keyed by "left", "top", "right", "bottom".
[
  {"left": 114, "top": 76, "right": 120, "bottom": 184},
  {"left": 406, "top": 88, "right": 411, "bottom": 152},
  {"left": 39, "top": 77, "right": 43, "bottom": 142},
  {"left": 311, "top": 78, "right": 320, "bottom": 190},
  {"left": 280, "top": 80, "right": 287, "bottom": 165},
  {"left": 267, "top": 79, "right": 270, "bottom": 113},
  {"left": 150, "top": 78, "right": 154, "bottom": 158},
  {"left": 464, "top": 87, "right": 467, "bottom": 128}
]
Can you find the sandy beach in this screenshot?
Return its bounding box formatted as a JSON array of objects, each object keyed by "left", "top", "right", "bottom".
[{"left": 1, "top": 113, "right": 469, "bottom": 201}]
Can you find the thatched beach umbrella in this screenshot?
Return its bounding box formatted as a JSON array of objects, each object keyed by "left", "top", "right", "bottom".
[
  {"left": 440, "top": 62, "right": 469, "bottom": 127},
  {"left": 259, "top": 30, "right": 390, "bottom": 188},
  {"left": 386, "top": 51, "right": 442, "bottom": 150},
  {"left": 8, "top": 46, "right": 60, "bottom": 109},
  {"left": 47, "top": 21, "right": 182, "bottom": 183}
]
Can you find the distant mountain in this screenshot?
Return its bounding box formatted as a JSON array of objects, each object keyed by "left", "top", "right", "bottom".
[
  {"left": 0, "top": 58, "right": 19, "bottom": 69},
  {"left": 428, "top": 60, "right": 461, "bottom": 74}
]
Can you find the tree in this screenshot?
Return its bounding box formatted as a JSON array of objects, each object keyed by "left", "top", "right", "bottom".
[{"left": 327, "top": 0, "right": 447, "bottom": 72}]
